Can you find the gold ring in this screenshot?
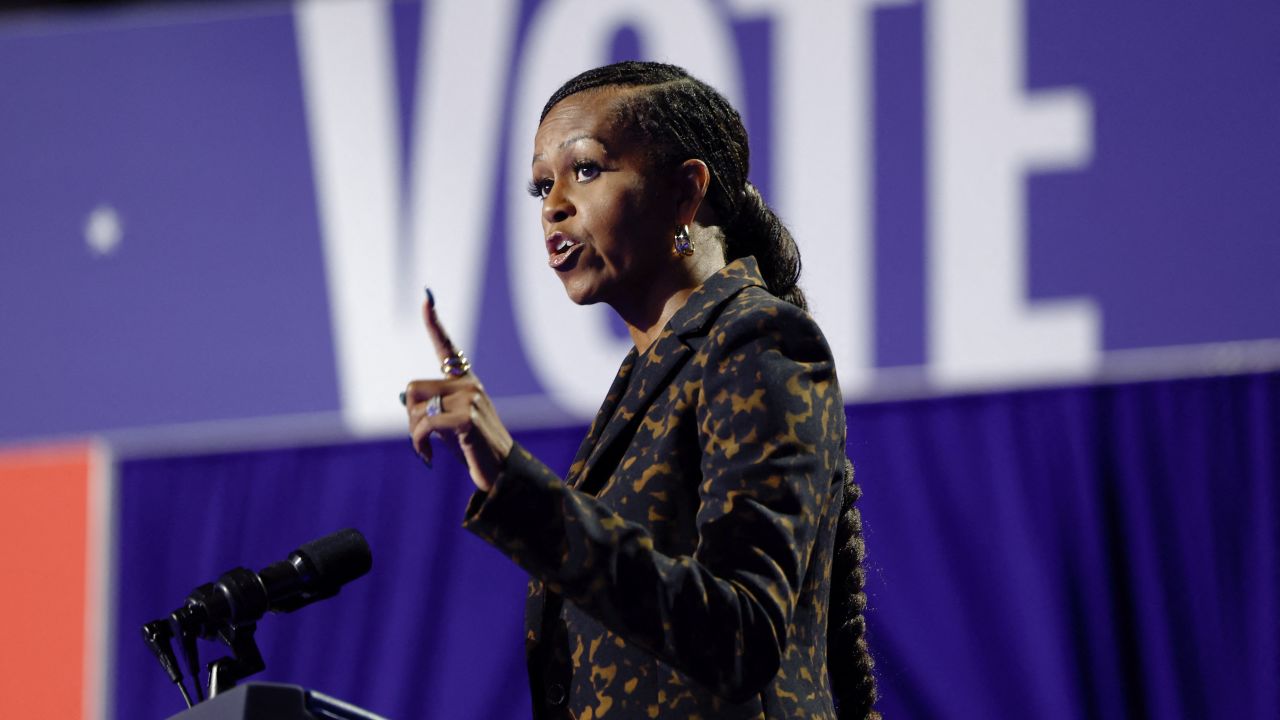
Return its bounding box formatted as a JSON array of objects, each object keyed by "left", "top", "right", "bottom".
[{"left": 441, "top": 351, "right": 471, "bottom": 377}]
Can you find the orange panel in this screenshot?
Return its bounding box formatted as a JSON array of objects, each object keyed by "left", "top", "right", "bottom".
[{"left": 0, "top": 444, "right": 93, "bottom": 719}]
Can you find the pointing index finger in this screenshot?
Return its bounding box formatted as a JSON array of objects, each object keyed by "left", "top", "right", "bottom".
[{"left": 422, "top": 287, "right": 464, "bottom": 369}]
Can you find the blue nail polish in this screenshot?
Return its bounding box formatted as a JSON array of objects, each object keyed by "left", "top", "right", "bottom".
[
  {"left": 425, "top": 287, "right": 435, "bottom": 307},
  {"left": 399, "top": 391, "right": 407, "bottom": 406}
]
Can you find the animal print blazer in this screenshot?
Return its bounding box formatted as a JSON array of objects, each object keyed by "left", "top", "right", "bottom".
[{"left": 464, "top": 257, "right": 847, "bottom": 719}]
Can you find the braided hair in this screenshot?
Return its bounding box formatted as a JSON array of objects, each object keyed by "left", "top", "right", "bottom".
[
  {"left": 831, "top": 460, "right": 881, "bottom": 719},
  {"left": 541, "top": 61, "right": 878, "bottom": 718}
]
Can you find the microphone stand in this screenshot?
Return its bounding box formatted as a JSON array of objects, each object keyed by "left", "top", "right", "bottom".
[
  {"left": 205, "top": 622, "right": 266, "bottom": 697},
  {"left": 165, "top": 602, "right": 267, "bottom": 700}
]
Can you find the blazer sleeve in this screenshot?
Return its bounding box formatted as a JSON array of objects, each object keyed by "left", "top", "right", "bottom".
[{"left": 462, "top": 301, "right": 841, "bottom": 702}]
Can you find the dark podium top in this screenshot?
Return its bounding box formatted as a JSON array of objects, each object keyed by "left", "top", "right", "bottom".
[{"left": 165, "top": 682, "right": 388, "bottom": 720}]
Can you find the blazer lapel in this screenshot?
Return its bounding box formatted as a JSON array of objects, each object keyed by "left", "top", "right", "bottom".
[
  {"left": 570, "top": 257, "right": 768, "bottom": 495},
  {"left": 571, "top": 327, "right": 691, "bottom": 494},
  {"left": 565, "top": 347, "right": 638, "bottom": 485}
]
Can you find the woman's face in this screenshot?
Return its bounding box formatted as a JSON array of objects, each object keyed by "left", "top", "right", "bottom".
[{"left": 530, "top": 88, "right": 679, "bottom": 309}]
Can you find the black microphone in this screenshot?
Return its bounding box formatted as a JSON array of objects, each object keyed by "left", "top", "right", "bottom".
[{"left": 175, "top": 528, "right": 372, "bottom": 639}]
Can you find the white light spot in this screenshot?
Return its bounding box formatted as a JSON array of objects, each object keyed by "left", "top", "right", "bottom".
[{"left": 85, "top": 204, "right": 123, "bottom": 257}]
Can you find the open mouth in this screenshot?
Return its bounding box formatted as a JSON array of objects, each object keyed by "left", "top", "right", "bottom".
[{"left": 547, "top": 233, "right": 584, "bottom": 269}]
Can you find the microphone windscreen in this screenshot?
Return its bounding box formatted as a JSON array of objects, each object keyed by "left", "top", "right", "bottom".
[{"left": 296, "top": 528, "right": 372, "bottom": 589}]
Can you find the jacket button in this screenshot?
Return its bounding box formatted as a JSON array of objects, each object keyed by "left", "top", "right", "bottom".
[{"left": 546, "top": 683, "right": 567, "bottom": 706}]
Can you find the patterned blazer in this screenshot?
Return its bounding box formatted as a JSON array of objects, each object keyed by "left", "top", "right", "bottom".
[{"left": 464, "top": 257, "right": 847, "bottom": 719}]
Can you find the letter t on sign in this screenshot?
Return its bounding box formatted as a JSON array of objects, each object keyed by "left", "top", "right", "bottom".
[{"left": 926, "top": 0, "right": 1100, "bottom": 387}]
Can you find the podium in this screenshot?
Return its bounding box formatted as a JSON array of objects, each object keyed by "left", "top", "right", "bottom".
[{"left": 165, "top": 682, "right": 389, "bottom": 720}]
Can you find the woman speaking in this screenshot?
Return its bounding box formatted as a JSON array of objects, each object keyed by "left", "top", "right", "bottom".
[{"left": 404, "top": 61, "right": 877, "bottom": 720}]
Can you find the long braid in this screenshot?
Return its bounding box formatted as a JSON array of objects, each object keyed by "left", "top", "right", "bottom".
[
  {"left": 542, "top": 61, "right": 876, "bottom": 717},
  {"left": 829, "top": 460, "right": 879, "bottom": 719}
]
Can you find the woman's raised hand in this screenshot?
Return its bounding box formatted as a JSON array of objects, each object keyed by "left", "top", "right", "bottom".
[{"left": 403, "top": 291, "right": 513, "bottom": 492}]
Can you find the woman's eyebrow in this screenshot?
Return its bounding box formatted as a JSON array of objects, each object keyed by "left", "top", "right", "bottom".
[{"left": 532, "top": 133, "right": 607, "bottom": 163}]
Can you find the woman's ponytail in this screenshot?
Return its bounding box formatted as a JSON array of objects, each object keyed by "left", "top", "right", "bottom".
[{"left": 724, "top": 183, "right": 807, "bottom": 311}]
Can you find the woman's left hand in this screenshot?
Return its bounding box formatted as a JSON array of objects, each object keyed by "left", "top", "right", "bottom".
[{"left": 403, "top": 294, "right": 513, "bottom": 492}]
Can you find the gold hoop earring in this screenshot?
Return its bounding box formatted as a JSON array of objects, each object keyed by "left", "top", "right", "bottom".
[{"left": 672, "top": 225, "right": 694, "bottom": 256}]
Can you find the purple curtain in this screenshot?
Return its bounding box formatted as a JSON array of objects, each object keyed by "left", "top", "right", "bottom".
[{"left": 113, "top": 371, "right": 1279, "bottom": 719}]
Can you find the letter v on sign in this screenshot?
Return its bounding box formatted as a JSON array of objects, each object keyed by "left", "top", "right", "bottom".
[{"left": 294, "top": 0, "right": 518, "bottom": 434}]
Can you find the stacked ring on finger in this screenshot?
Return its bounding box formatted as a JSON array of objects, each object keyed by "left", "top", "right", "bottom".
[
  {"left": 426, "top": 395, "right": 443, "bottom": 417},
  {"left": 441, "top": 350, "right": 471, "bottom": 377}
]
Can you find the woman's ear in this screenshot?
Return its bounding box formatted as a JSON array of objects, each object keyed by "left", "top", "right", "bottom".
[{"left": 675, "top": 159, "right": 712, "bottom": 227}]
